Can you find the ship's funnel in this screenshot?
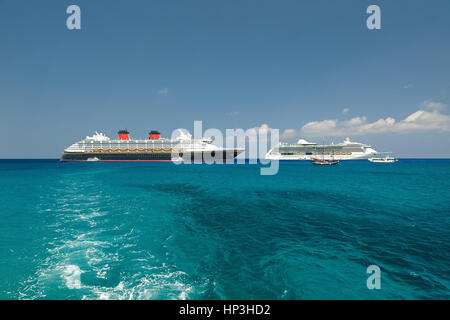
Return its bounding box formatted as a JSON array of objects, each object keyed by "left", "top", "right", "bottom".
[
  {"left": 149, "top": 130, "right": 160, "bottom": 140},
  {"left": 118, "top": 129, "right": 130, "bottom": 140}
]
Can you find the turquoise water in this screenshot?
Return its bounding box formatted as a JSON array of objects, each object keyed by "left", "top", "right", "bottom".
[{"left": 0, "top": 159, "right": 449, "bottom": 299}]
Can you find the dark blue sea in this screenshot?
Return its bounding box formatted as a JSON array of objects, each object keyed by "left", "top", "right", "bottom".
[{"left": 0, "top": 159, "right": 449, "bottom": 299}]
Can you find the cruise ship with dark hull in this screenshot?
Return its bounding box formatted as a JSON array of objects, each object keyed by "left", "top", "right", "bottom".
[{"left": 61, "top": 130, "right": 243, "bottom": 162}]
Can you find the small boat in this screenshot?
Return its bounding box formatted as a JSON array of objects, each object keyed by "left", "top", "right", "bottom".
[
  {"left": 368, "top": 155, "right": 398, "bottom": 163},
  {"left": 87, "top": 157, "right": 100, "bottom": 162},
  {"left": 311, "top": 145, "right": 339, "bottom": 165},
  {"left": 311, "top": 158, "right": 339, "bottom": 165}
]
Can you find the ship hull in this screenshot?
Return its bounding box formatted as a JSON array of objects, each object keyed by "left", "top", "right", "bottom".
[
  {"left": 265, "top": 154, "right": 373, "bottom": 161},
  {"left": 61, "top": 150, "right": 242, "bottom": 162}
]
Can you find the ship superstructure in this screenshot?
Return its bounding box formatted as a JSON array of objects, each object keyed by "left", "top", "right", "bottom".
[
  {"left": 265, "top": 138, "right": 377, "bottom": 161},
  {"left": 61, "top": 130, "right": 243, "bottom": 162}
]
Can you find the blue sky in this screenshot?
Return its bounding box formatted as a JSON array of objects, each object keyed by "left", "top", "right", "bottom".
[{"left": 0, "top": 0, "right": 449, "bottom": 157}]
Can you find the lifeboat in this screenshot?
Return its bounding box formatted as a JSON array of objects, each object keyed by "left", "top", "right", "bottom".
[
  {"left": 138, "top": 148, "right": 145, "bottom": 152},
  {"left": 147, "top": 148, "right": 153, "bottom": 152},
  {"left": 129, "top": 149, "right": 136, "bottom": 152},
  {"left": 163, "top": 148, "right": 172, "bottom": 152},
  {"left": 154, "top": 148, "right": 162, "bottom": 152},
  {"left": 102, "top": 149, "right": 111, "bottom": 152},
  {"left": 120, "top": 149, "right": 128, "bottom": 152},
  {"left": 111, "top": 149, "right": 119, "bottom": 152},
  {"left": 93, "top": 149, "right": 101, "bottom": 152}
]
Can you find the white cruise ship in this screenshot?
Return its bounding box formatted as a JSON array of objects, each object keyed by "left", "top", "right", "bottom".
[{"left": 265, "top": 138, "right": 377, "bottom": 161}]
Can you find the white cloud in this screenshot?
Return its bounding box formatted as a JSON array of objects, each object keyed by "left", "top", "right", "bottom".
[
  {"left": 249, "top": 126, "right": 299, "bottom": 140},
  {"left": 225, "top": 111, "right": 240, "bottom": 117},
  {"left": 244, "top": 101, "right": 450, "bottom": 141},
  {"left": 280, "top": 128, "right": 297, "bottom": 139},
  {"left": 300, "top": 101, "right": 450, "bottom": 137},
  {"left": 421, "top": 100, "right": 446, "bottom": 111},
  {"left": 224, "top": 124, "right": 279, "bottom": 147},
  {"left": 253, "top": 124, "right": 271, "bottom": 132},
  {"left": 403, "top": 84, "right": 413, "bottom": 89},
  {"left": 342, "top": 108, "right": 350, "bottom": 115},
  {"left": 157, "top": 88, "right": 169, "bottom": 96}
]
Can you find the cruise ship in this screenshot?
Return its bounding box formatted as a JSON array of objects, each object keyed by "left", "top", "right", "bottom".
[
  {"left": 265, "top": 138, "right": 377, "bottom": 161},
  {"left": 61, "top": 130, "right": 243, "bottom": 162}
]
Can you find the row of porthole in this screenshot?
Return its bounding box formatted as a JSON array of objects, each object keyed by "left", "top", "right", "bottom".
[
  {"left": 91, "top": 148, "right": 178, "bottom": 152},
  {"left": 281, "top": 152, "right": 353, "bottom": 155}
]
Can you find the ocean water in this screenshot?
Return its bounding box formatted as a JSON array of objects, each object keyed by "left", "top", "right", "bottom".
[{"left": 0, "top": 159, "right": 449, "bottom": 300}]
